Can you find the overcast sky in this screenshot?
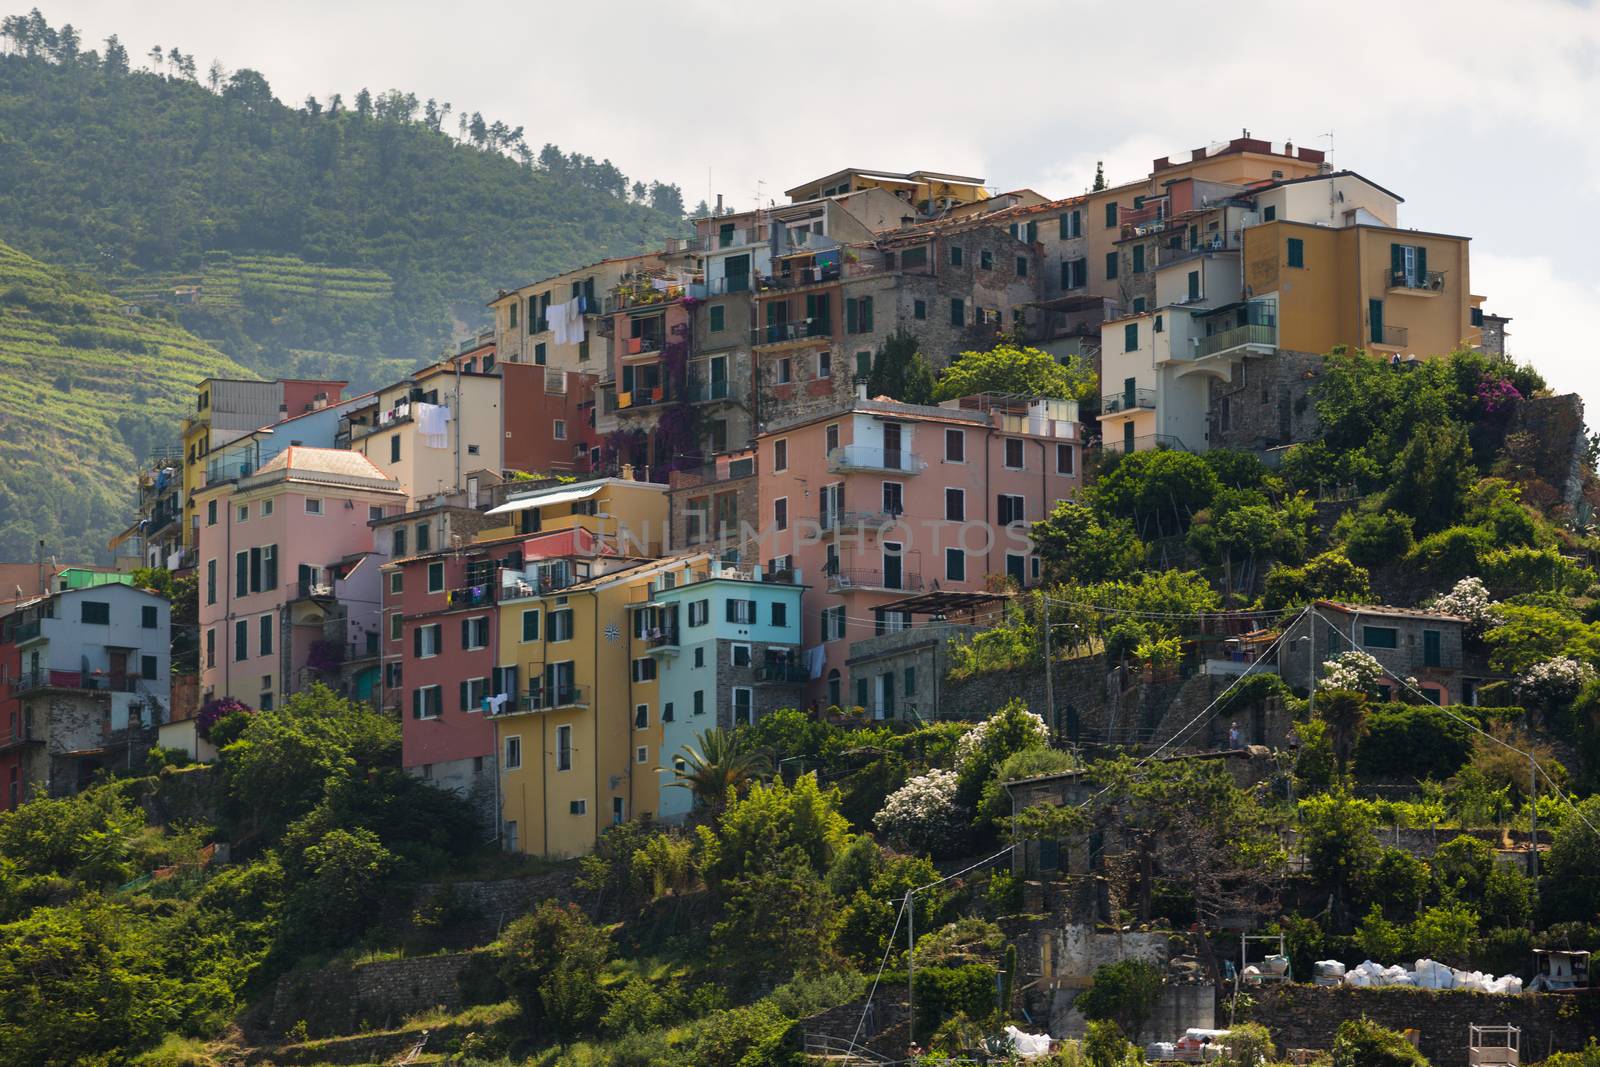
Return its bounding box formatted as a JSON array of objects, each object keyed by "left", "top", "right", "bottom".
[{"left": 38, "top": 0, "right": 1600, "bottom": 407}]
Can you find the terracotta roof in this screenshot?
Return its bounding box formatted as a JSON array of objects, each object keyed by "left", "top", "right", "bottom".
[
  {"left": 1314, "top": 600, "right": 1469, "bottom": 624},
  {"left": 256, "top": 446, "right": 393, "bottom": 481}
]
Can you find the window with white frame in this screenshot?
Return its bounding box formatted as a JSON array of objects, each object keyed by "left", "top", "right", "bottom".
[
  {"left": 412, "top": 685, "right": 442, "bottom": 720},
  {"left": 689, "top": 599, "right": 709, "bottom": 626},
  {"left": 415, "top": 623, "right": 442, "bottom": 658},
  {"left": 731, "top": 643, "right": 751, "bottom": 668},
  {"left": 462, "top": 615, "right": 489, "bottom": 650},
  {"left": 460, "top": 676, "right": 488, "bottom": 711},
  {"left": 556, "top": 725, "right": 573, "bottom": 771},
  {"left": 632, "top": 657, "right": 657, "bottom": 682},
  {"left": 504, "top": 735, "right": 522, "bottom": 770},
  {"left": 427, "top": 561, "right": 444, "bottom": 593},
  {"left": 636, "top": 746, "right": 649, "bottom": 764},
  {"left": 1056, "top": 443, "right": 1075, "bottom": 475},
  {"left": 1004, "top": 438, "right": 1024, "bottom": 469},
  {"left": 732, "top": 687, "right": 754, "bottom": 726},
  {"left": 774, "top": 496, "right": 788, "bottom": 531},
  {"left": 945, "top": 428, "right": 965, "bottom": 461},
  {"left": 554, "top": 420, "right": 566, "bottom": 439},
  {"left": 305, "top": 497, "right": 323, "bottom": 515},
  {"left": 548, "top": 608, "right": 574, "bottom": 641}
]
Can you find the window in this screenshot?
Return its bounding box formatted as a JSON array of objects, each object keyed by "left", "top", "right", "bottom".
[
  {"left": 259, "top": 614, "right": 273, "bottom": 656},
  {"left": 390, "top": 612, "right": 402, "bottom": 641},
  {"left": 946, "top": 547, "right": 966, "bottom": 582},
  {"left": 1016, "top": 255, "right": 1029, "bottom": 277},
  {"left": 1068, "top": 257, "right": 1088, "bottom": 289},
  {"left": 1105, "top": 252, "right": 1119, "bottom": 280},
  {"left": 688, "top": 600, "right": 709, "bottom": 626},
  {"left": 949, "top": 245, "right": 963, "bottom": 267},
  {"left": 913, "top": 298, "right": 926, "bottom": 320},
  {"left": 726, "top": 599, "right": 757, "bottom": 624},
  {"left": 855, "top": 350, "right": 871, "bottom": 377},
  {"left": 905, "top": 666, "right": 917, "bottom": 697},
  {"left": 1007, "top": 552, "right": 1027, "bottom": 585},
  {"left": 414, "top": 623, "right": 442, "bottom": 658},
  {"left": 393, "top": 527, "right": 407, "bottom": 556},
  {"left": 569, "top": 799, "right": 586, "bottom": 815},
  {"left": 368, "top": 504, "right": 383, "bottom": 523},
  {"left": 305, "top": 497, "right": 323, "bottom": 515},
  {"left": 1131, "top": 244, "right": 1145, "bottom": 274},
  {"left": 1421, "top": 686, "right": 1442, "bottom": 706},
  {"left": 140, "top": 603, "right": 159, "bottom": 630},
  {"left": 521, "top": 609, "right": 540, "bottom": 642},
  {"left": 141, "top": 654, "right": 158, "bottom": 680},
  {"left": 634, "top": 703, "right": 650, "bottom": 729},
  {"left": 1363, "top": 626, "right": 1399, "bottom": 649},
  {"left": 774, "top": 496, "right": 788, "bottom": 532},
  {"left": 1124, "top": 322, "right": 1139, "bottom": 352},
  {"left": 459, "top": 676, "right": 488, "bottom": 711},
  {"left": 950, "top": 298, "right": 965, "bottom": 326},
  {"left": 1263, "top": 204, "right": 1276, "bottom": 222},
  {"left": 945, "top": 428, "right": 965, "bottom": 462},
  {"left": 845, "top": 295, "right": 875, "bottom": 334},
  {"left": 998, "top": 494, "right": 1025, "bottom": 526},
  {"left": 777, "top": 357, "right": 791, "bottom": 384},
  {"left": 693, "top": 690, "right": 705, "bottom": 716},
  {"left": 945, "top": 488, "right": 965, "bottom": 522},
  {"left": 1155, "top": 314, "right": 1164, "bottom": 334},
  {"left": 817, "top": 350, "right": 831, "bottom": 379},
  {"left": 882, "top": 481, "right": 904, "bottom": 515},
  {"left": 462, "top": 616, "right": 489, "bottom": 650},
  {"left": 427, "top": 562, "right": 444, "bottom": 593},
  {"left": 232, "top": 619, "right": 248, "bottom": 661},
  {"left": 709, "top": 305, "right": 725, "bottom": 332},
  {"left": 549, "top": 609, "right": 574, "bottom": 641},
  {"left": 389, "top": 434, "right": 402, "bottom": 463},
  {"left": 826, "top": 424, "right": 839, "bottom": 453},
  {"left": 556, "top": 725, "right": 572, "bottom": 770},
  {"left": 632, "top": 658, "right": 657, "bottom": 682},
  {"left": 206, "top": 560, "right": 216, "bottom": 605},
  {"left": 1132, "top": 297, "right": 1146, "bottom": 314},
  {"left": 773, "top": 438, "right": 787, "bottom": 472},
  {"left": 389, "top": 572, "right": 403, "bottom": 595},
  {"left": 205, "top": 627, "right": 215, "bottom": 668},
  {"left": 693, "top": 647, "right": 705, "bottom": 668},
  {"left": 1423, "top": 629, "right": 1441, "bottom": 667},
  {"left": 80, "top": 600, "right": 109, "bottom": 625},
  {"left": 1004, "top": 438, "right": 1025, "bottom": 469},
  {"left": 980, "top": 249, "right": 993, "bottom": 271},
  {"left": 732, "top": 687, "right": 754, "bottom": 726},
  {"left": 822, "top": 605, "right": 846, "bottom": 641},
  {"left": 553, "top": 420, "right": 566, "bottom": 440},
  {"left": 636, "top": 746, "right": 648, "bottom": 765},
  {"left": 534, "top": 342, "right": 547, "bottom": 365},
  {"left": 509, "top": 300, "right": 518, "bottom": 329},
  {"left": 771, "top": 601, "right": 788, "bottom": 627},
  {"left": 236, "top": 504, "right": 249, "bottom": 523},
  {"left": 1286, "top": 237, "right": 1305, "bottom": 269},
  {"left": 207, "top": 500, "right": 217, "bottom": 526},
  {"left": 1056, "top": 443, "right": 1075, "bottom": 475},
  {"left": 725, "top": 643, "right": 751, "bottom": 670},
  {"left": 504, "top": 735, "right": 522, "bottom": 770},
  {"left": 1105, "top": 201, "right": 1118, "bottom": 227},
  {"left": 662, "top": 701, "right": 675, "bottom": 722}
]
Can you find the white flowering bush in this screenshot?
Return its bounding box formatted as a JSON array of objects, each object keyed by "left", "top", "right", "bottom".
[
  {"left": 874, "top": 769, "right": 963, "bottom": 854},
  {"left": 1432, "top": 576, "right": 1503, "bottom": 634},
  {"left": 955, "top": 706, "right": 1050, "bottom": 772},
  {"left": 1319, "top": 650, "right": 1385, "bottom": 695},
  {"left": 1515, "top": 656, "right": 1595, "bottom": 707}
]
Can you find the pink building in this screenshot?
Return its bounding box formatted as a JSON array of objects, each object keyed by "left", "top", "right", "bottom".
[
  {"left": 196, "top": 448, "right": 405, "bottom": 710},
  {"left": 753, "top": 392, "right": 1082, "bottom": 711}
]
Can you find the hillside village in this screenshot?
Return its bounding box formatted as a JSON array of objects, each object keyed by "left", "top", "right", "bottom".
[{"left": 5, "top": 134, "right": 1600, "bottom": 1067}]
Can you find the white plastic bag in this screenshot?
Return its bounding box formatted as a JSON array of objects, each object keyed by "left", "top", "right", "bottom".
[{"left": 1005, "top": 1026, "right": 1052, "bottom": 1058}]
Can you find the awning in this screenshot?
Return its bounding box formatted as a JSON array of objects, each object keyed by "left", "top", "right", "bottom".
[{"left": 486, "top": 484, "right": 604, "bottom": 516}]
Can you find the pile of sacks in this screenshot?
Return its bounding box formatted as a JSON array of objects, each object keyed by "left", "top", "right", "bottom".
[{"left": 1322, "top": 958, "right": 1522, "bottom": 994}]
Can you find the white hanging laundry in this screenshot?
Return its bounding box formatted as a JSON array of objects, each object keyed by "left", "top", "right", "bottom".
[
  {"left": 416, "top": 402, "right": 451, "bottom": 448},
  {"left": 566, "top": 299, "right": 584, "bottom": 344},
  {"left": 806, "top": 645, "right": 826, "bottom": 679},
  {"left": 549, "top": 298, "right": 572, "bottom": 344}
]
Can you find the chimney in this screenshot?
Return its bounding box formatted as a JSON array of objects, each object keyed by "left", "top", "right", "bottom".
[
  {"left": 620, "top": 463, "right": 635, "bottom": 482},
  {"left": 715, "top": 193, "right": 723, "bottom": 216},
  {"left": 857, "top": 382, "right": 868, "bottom": 400}
]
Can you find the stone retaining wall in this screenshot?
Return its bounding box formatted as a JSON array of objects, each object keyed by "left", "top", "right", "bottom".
[
  {"left": 267, "top": 951, "right": 475, "bottom": 1038},
  {"left": 1249, "top": 984, "right": 1600, "bottom": 1066}
]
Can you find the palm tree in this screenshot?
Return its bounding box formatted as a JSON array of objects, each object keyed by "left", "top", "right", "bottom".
[
  {"left": 669, "top": 728, "right": 768, "bottom": 811},
  {"left": 1318, "top": 689, "right": 1371, "bottom": 778}
]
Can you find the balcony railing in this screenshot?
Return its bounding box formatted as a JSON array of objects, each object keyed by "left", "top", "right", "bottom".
[
  {"left": 646, "top": 626, "right": 680, "bottom": 651},
  {"left": 1102, "top": 388, "right": 1157, "bottom": 414},
  {"left": 699, "top": 227, "right": 763, "bottom": 250},
  {"left": 495, "top": 681, "right": 589, "bottom": 714},
  {"left": 826, "top": 569, "right": 924, "bottom": 593},
  {"left": 705, "top": 275, "right": 752, "bottom": 296},
  {"left": 819, "top": 509, "right": 903, "bottom": 534},
  {"left": 1194, "top": 323, "right": 1277, "bottom": 359},
  {"left": 206, "top": 456, "right": 257, "bottom": 484},
  {"left": 13, "top": 669, "right": 142, "bottom": 695},
  {"left": 0, "top": 723, "right": 41, "bottom": 751},
  {"left": 1371, "top": 324, "right": 1409, "bottom": 349},
  {"left": 751, "top": 319, "right": 832, "bottom": 346},
  {"left": 756, "top": 662, "right": 810, "bottom": 684},
  {"left": 617, "top": 386, "right": 669, "bottom": 410},
  {"left": 827, "top": 446, "right": 926, "bottom": 474},
  {"left": 446, "top": 585, "right": 494, "bottom": 609},
  {"left": 498, "top": 569, "right": 577, "bottom": 601},
  {"left": 1389, "top": 269, "right": 1445, "bottom": 293},
  {"left": 1099, "top": 434, "right": 1191, "bottom": 455},
  {"left": 12, "top": 620, "right": 42, "bottom": 643},
  {"left": 685, "top": 377, "right": 732, "bottom": 402}
]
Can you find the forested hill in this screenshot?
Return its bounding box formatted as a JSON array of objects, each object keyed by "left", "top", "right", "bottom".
[{"left": 0, "top": 14, "right": 689, "bottom": 385}]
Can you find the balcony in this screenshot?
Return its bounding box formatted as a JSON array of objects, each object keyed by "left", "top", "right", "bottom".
[
  {"left": 616, "top": 386, "right": 668, "bottom": 411},
  {"left": 446, "top": 585, "right": 494, "bottom": 609},
  {"left": 1389, "top": 269, "right": 1445, "bottom": 295},
  {"left": 751, "top": 319, "right": 832, "bottom": 347},
  {"left": 1099, "top": 434, "right": 1190, "bottom": 455},
  {"left": 1101, "top": 388, "right": 1157, "bottom": 415},
  {"left": 498, "top": 569, "right": 577, "bottom": 601},
  {"left": 827, "top": 446, "right": 926, "bottom": 474},
  {"left": 205, "top": 456, "right": 256, "bottom": 485},
  {"left": 494, "top": 681, "right": 590, "bottom": 715},
  {"left": 1370, "top": 324, "right": 1409, "bottom": 350},
  {"left": 646, "top": 626, "right": 681, "bottom": 654},
  {"left": 12, "top": 620, "right": 43, "bottom": 644},
  {"left": 826, "top": 569, "right": 924, "bottom": 594},
  {"left": 699, "top": 227, "right": 763, "bottom": 251},
  {"left": 705, "top": 275, "right": 753, "bottom": 296},
  {"left": 620, "top": 336, "right": 664, "bottom": 358},
  {"left": 0, "top": 723, "right": 41, "bottom": 752},
  {"left": 756, "top": 661, "right": 810, "bottom": 684},
  {"left": 819, "top": 509, "right": 903, "bottom": 536},
  {"left": 1193, "top": 322, "right": 1277, "bottom": 359},
  {"left": 685, "top": 377, "right": 733, "bottom": 403},
  {"left": 13, "top": 669, "right": 142, "bottom": 695}
]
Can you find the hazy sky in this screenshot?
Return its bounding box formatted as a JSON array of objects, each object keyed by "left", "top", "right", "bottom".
[{"left": 36, "top": 0, "right": 1600, "bottom": 406}]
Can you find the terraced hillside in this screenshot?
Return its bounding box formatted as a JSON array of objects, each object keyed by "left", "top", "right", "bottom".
[{"left": 0, "top": 240, "right": 252, "bottom": 564}]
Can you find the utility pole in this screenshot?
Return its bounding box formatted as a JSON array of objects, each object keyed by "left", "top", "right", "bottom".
[
  {"left": 1529, "top": 755, "right": 1540, "bottom": 925},
  {"left": 1042, "top": 596, "right": 1056, "bottom": 744},
  {"left": 906, "top": 889, "right": 916, "bottom": 1046}
]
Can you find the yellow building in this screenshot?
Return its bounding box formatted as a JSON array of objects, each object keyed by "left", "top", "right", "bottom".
[
  {"left": 483, "top": 476, "right": 671, "bottom": 556},
  {"left": 491, "top": 553, "right": 703, "bottom": 858},
  {"left": 343, "top": 362, "right": 504, "bottom": 504},
  {"left": 783, "top": 168, "right": 990, "bottom": 212},
  {"left": 488, "top": 254, "right": 659, "bottom": 371},
  {"left": 1242, "top": 220, "right": 1479, "bottom": 359}
]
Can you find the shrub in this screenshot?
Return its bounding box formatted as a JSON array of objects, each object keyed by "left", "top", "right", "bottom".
[
  {"left": 1431, "top": 576, "right": 1502, "bottom": 633},
  {"left": 1411, "top": 525, "right": 1494, "bottom": 586},
  {"left": 874, "top": 769, "right": 962, "bottom": 856},
  {"left": 1320, "top": 651, "right": 1384, "bottom": 696},
  {"left": 1355, "top": 704, "right": 1475, "bottom": 781},
  {"left": 911, "top": 963, "right": 999, "bottom": 1043},
  {"left": 494, "top": 901, "right": 609, "bottom": 1039},
  {"left": 1516, "top": 657, "right": 1596, "bottom": 709},
  {"left": 1220, "top": 1021, "right": 1275, "bottom": 1066},
  {"left": 1082, "top": 1019, "right": 1136, "bottom": 1067},
  {"left": 1262, "top": 551, "right": 1372, "bottom": 610},
  {"left": 1074, "top": 959, "right": 1165, "bottom": 1043},
  {"left": 1335, "top": 508, "right": 1416, "bottom": 569},
  {"left": 1332, "top": 1018, "right": 1428, "bottom": 1066}
]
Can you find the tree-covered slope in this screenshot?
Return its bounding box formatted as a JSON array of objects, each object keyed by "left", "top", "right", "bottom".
[
  {"left": 0, "top": 23, "right": 688, "bottom": 383},
  {"left": 0, "top": 239, "right": 251, "bottom": 564}
]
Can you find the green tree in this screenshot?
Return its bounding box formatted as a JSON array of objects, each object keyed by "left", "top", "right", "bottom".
[
  {"left": 1318, "top": 690, "right": 1371, "bottom": 778},
  {"left": 1431, "top": 834, "right": 1494, "bottom": 899},
  {"left": 1333, "top": 508, "right": 1417, "bottom": 569},
  {"left": 1300, "top": 791, "right": 1382, "bottom": 918},
  {"left": 711, "top": 846, "right": 839, "bottom": 982},
  {"left": 278, "top": 827, "right": 394, "bottom": 951},
  {"left": 1082, "top": 1018, "right": 1135, "bottom": 1067},
  {"left": 1482, "top": 605, "right": 1600, "bottom": 673},
  {"left": 1388, "top": 421, "right": 1475, "bottom": 534},
  {"left": 1262, "top": 550, "right": 1372, "bottom": 610},
  {"left": 494, "top": 901, "right": 609, "bottom": 1039},
  {"left": 866, "top": 328, "right": 936, "bottom": 404},
  {"left": 1089, "top": 448, "right": 1219, "bottom": 533},
  {"left": 669, "top": 727, "right": 769, "bottom": 812},
  {"left": 699, "top": 773, "right": 851, "bottom": 889},
  {"left": 933, "top": 343, "right": 1096, "bottom": 403},
  {"left": 1033, "top": 501, "right": 1145, "bottom": 585},
  {"left": 1541, "top": 795, "right": 1600, "bottom": 923},
  {"left": 1075, "top": 959, "right": 1165, "bottom": 1043},
  {"left": 1332, "top": 1018, "right": 1429, "bottom": 1066}
]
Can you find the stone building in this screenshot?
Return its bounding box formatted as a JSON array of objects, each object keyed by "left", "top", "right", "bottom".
[{"left": 1277, "top": 600, "right": 1475, "bottom": 706}]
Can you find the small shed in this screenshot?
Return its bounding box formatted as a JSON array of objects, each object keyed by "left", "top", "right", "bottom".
[{"left": 1530, "top": 949, "right": 1590, "bottom": 991}]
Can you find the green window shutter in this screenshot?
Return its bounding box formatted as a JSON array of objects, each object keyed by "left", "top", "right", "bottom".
[
  {"left": 1060, "top": 260, "right": 1071, "bottom": 288},
  {"left": 1390, "top": 243, "right": 1404, "bottom": 275},
  {"left": 1105, "top": 202, "right": 1118, "bottom": 227},
  {"left": 855, "top": 677, "right": 868, "bottom": 707},
  {"left": 1124, "top": 323, "right": 1138, "bottom": 352},
  {"left": 1188, "top": 271, "right": 1200, "bottom": 300},
  {"left": 845, "top": 298, "right": 858, "bottom": 334},
  {"left": 951, "top": 298, "right": 964, "bottom": 326},
  {"left": 1369, "top": 298, "right": 1384, "bottom": 344},
  {"left": 1415, "top": 245, "right": 1427, "bottom": 279},
  {"left": 1287, "top": 238, "right": 1304, "bottom": 268},
  {"left": 1058, "top": 214, "right": 1071, "bottom": 240},
  {"left": 709, "top": 305, "right": 724, "bottom": 331},
  {"left": 1132, "top": 245, "right": 1145, "bottom": 273},
  {"left": 856, "top": 350, "right": 871, "bottom": 377},
  {"left": 1105, "top": 252, "right": 1118, "bottom": 280},
  {"left": 1027, "top": 221, "right": 1038, "bottom": 243},
  {"left": 766, "top": 301, "right": 780, "bottom": 325},
  {"left": 862, "top": 296, "right": 873, "bottom": 333},
  {"left": 622, "top": 364, "right": 634, "bottom": 392}
]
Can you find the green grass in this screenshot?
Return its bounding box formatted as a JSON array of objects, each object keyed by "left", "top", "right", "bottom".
[{"left": 0, "top": 239, "right": 253, "bottom": 562}]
